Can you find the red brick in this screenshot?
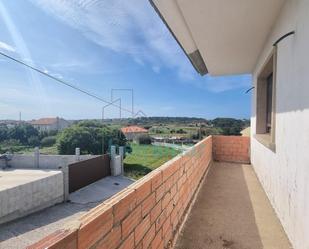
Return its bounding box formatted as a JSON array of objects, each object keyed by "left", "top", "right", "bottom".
[
  {"left": 150, "top": 229, "right": 162, "bottom": 249},
  {"left": 162, "top": 162, "right": 178, "bottom": 182},
  {"left": 163, "top": 220, "right": 173, "bottom": 248},
  {"left": 113, "top": 189, "right": 137, "bottom": 224},
  {"left": 122, "top": 206, "right": 142, "bottom": 239},
  {"left": 151, "top": 171, "right": 162, "bottom": 191},
  {"left": 150, "top": 201, "right": 162, "bottom": 223},
  {"left": 156, "top": 184, "right": 166, "bottom": 203},
  {"left": 142, "top": 192, "right": 156, "bottom": 217},
  {"left": 162, "top": 218, "right": 171, "bottom": 236},
  {"left": 162, "top": 192, "right": 171, "bottom": 210},
  {"left": 133, "top": 179, "right": 152, "bottom": 205},
  {"left": 118, "top": 232, "right": 134, "bottom": 249},
  {"left": 95, "top": 226, "right": 121, "bottom": 249},
  {"left": 28, "top": 229, "right": 77, "bottom": 249},
  {"left": 78, "top": 206, "right": 113, "bottom": 249},
  {"left": 134, "top": 215, "right": 150, "bottom": 244},
  {"left": 142, "top": 224, "right": 155, "bottom": 249},
  {"left": 164, "top": 200, "right": 174, "bottom": 218},
  {"left": 155, "top": 209, "right": 166, "bottom": 232}
]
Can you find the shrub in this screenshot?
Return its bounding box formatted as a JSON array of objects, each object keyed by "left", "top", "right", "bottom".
[
  {"left": 0, "top": 125, "right": 8, "bottom": 142},
  {"left": 0, "top": 139, "right": 23, "bottom": 153},
  {"left": 57, "top": 121, "right": 126, "bottom": 155},
  {"left": 136, "top": 134, "right": 152, "bottom": 145},
  {"left": 28, "top": 136, "right": 40, "bottom": 146},
  {"left": 41, "top": 136, "right": 56, "bottom": 147},
  {"left": 7, "top": 124, "right": 39, "bottom": 145}
]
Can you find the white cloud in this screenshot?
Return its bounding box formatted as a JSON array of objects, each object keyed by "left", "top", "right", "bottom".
[
  {"left": 29, "top": 0, "right": 251, "bottom": 93},
  {"left": 0, "top": 41, "right": 15, "bottom": 52},
  {"left": 185, "top": 74, "right": 252, "bottom": 93},
  {"left": 30, "top": 0, "right": 195, "bottom": 80}
]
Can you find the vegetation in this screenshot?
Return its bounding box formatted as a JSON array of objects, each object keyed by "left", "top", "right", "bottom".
[
  {"left": 40, "top": 136, "right": 57, "bottom": 147},
  {"left": 0, "top": 117, "right": 249, "bottom": 154},
  {"left": 57, "top": 120, "right": 127, "bottom": 155},
  {"left": 136, "top": 134, "right": 152, "bottom": 145},
  {"left": 210, "top": 118, "right": 248, "bottom": 135},
  {"left": 124, "top": 144, "right": 179, "bottom": 180},
  {"left": 0, "top": 124, "right": 40, "bottom": 153}
]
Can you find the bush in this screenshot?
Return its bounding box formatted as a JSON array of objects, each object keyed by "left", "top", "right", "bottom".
[
  {"left": 28, "top": 136, "right": 40, "bottom": 146},
  {"left": 0, "top": 139, "right": 23, "bottom": 153},
  {"left": 136, "top": 134, "right": 152, "bottom": 145},
  {"left": 57, "top": 121, "right": 126, "bottom": 155},
  {"left": 0, "top": 125, "right": 8, "bottom": 142},
  {"left": 7, "top": 124, "right": 39, "bottom": 145},
  {"left": 41, "top": 136, "right": 56, "bottom": 147},
  {"left": 176, "top": 128, "right": 186, "bottom": 134}
]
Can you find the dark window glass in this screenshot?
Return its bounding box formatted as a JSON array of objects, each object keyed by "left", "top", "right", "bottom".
[{"left": 266, "top": 73, "right": 273, "bottom": 133}]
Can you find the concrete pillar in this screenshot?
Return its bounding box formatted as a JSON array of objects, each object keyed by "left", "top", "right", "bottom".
[
  {"left": 110, "top": 145, "right": 116, "bottom": 158},
  {"left": 34, "top": 147, "right": 40, "bottom": 168},
  {"left": 110, "top": 146, "right": 122, "bottom": 176},
  {"left": 62, "top": 164, "right": 69, "bottom": 201},
  {"left": 119, "top": 146, "right": 125, "bottom": 175},
  {"left": 75, "top": 148, "right": 80, "bottom": 161}
]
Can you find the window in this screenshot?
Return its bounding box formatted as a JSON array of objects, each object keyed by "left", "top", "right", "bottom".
[
  {"left": 266, "top": 73, "right": 273, "bottom": 133},
  {"left": 255, "top": 49, "right": 276, "bottom": 151}
]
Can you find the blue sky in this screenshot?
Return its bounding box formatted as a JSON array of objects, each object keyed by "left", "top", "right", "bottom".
[{"left": 0, "top": 0, "right": 251, "bottom": 120}]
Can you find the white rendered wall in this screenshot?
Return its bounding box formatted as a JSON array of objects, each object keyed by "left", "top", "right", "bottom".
[
  {"left": 0, "top": 170, "right": 64, "bottom": 224},
  {"left": 251, "top": 1, "right": 309, "bottom": 248}
]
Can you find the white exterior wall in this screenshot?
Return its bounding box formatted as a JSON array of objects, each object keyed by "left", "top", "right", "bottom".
[
  {"left": 0, "top": 154, "right": 100, "bottom": 169},
  {"left": 251, "top": 1, "right": 309, "bottom": 248},
  {"left": 0, "top": 170, "right": 64, "bottom": 225},
  {"left": 33, "top": 118, "right": 69, "bottom": 131}
]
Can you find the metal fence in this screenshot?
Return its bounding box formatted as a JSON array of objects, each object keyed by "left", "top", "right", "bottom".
[{"left": 68, "top": 154, "right": 111, "bottom": 193}]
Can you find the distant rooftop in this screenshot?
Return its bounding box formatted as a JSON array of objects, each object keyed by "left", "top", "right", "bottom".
[
  {"left": 30, "top": 117, "right": 61, "bottom": 125},
  {"left": 121, "top": 125, "right": 148, "bottom": 133}
]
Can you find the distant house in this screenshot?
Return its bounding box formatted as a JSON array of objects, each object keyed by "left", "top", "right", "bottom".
[
  {"left": 121, "top": 125, "right": 148, "bottom": 141},
  {"left": 0, "top": 120, "right": 22, "bottom": 128},
  {"left": 30, "top": 117, "right": 69, "bottom": 132}
]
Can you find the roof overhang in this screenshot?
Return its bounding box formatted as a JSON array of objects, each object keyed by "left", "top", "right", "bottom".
[{"left": 150, "top": 0, "right": 285, "bottom": 76}]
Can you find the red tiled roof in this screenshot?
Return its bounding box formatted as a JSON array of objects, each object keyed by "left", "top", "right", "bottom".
[
  {"left": 121, "top": 126, "right": 148, "bottom": 133},
  {"left": 30, "top": 118, "right": 58, "bottom": 125}
]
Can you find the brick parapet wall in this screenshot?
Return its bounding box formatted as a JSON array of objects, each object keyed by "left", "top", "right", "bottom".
[
  {"left": 28, "top": 136, "right": 212, "bottom": 249},
  {"left": 213, "top": 136, "right": 250, "bottom": 164},
  {"left": 28, "top": 136, "right": 250, "bottom": 249}
]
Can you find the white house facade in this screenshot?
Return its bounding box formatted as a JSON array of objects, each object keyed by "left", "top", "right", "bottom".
[{"left": 30, "top": 117, "right": 70, "bottom": 132}]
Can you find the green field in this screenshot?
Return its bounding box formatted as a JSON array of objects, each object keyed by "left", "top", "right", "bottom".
[{"left": 124, "top": 144, "right": 180, "bottom": 180}]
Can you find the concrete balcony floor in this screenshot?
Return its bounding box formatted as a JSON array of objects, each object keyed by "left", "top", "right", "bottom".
[{"left": 175, "top": 162, "right": 292, "bottom": 249}]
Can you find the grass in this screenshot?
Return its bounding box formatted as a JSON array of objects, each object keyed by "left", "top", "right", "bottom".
[
  {"left": 1, "top": 145, "right": 59, "bottom": 155},
  {"left": 37, "top": 145, "right": 58, "bottom": 154},
  {"left": 124, "top": 143, "right": 180, "bottom": 180}
]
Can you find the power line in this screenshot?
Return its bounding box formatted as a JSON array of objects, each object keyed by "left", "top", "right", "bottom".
[{"left": 0, "top": 51, "right": 137, "bottom": 115}]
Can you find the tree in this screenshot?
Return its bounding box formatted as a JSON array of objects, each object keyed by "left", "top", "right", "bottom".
[
  {"left": 211, "top": 118, "right": 245, "bottom": 136},
  {"left": 0, "top": 125, "right": 8, "bottom": 142},
  {"left": 28, "top": 136, "right": 40, "bottom": 146},
  {"left": 7, "top": 124, "right": 39, "bottom": 145},
  {"left": 41, "top": 136, "right": 57, "bottom": 147},
  {"left": 57, "top": 121, "right": 127, "bottom": 155},
  {"left": 136, "top": 134, "right": 152, "bottom": 145}
]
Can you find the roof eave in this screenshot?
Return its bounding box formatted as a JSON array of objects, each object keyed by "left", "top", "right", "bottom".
[{"left": 149, "top": 0, "right": 208, "bottom": 76}]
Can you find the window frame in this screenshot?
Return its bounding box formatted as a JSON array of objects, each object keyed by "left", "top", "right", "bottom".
[{"left": 254, "top": 48, "right": 277, "bottom": 152}]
